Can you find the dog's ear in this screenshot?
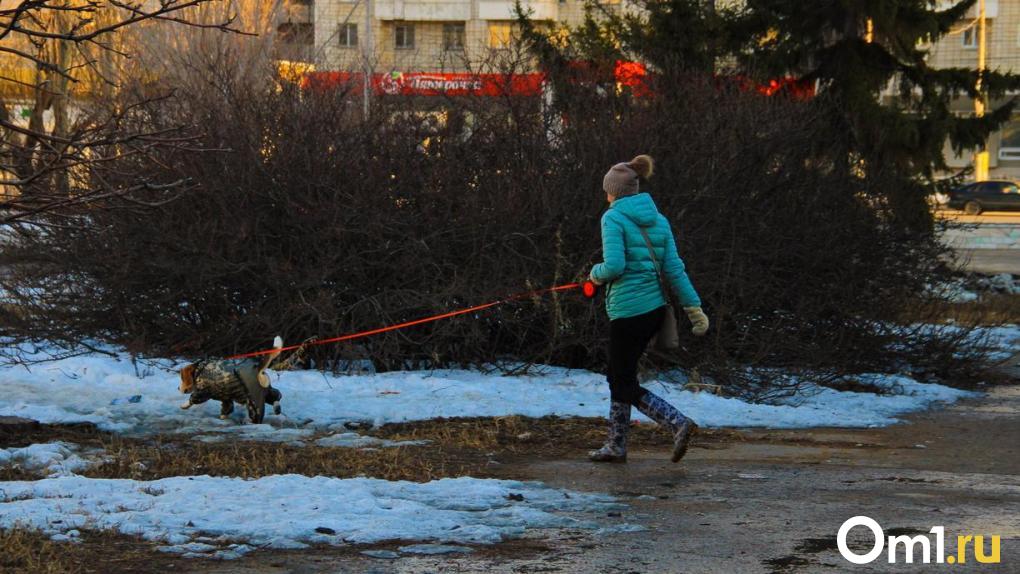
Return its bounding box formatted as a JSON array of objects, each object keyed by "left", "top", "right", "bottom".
[{"left": 179, "top": 364, "right": 196, "bottom": 393}]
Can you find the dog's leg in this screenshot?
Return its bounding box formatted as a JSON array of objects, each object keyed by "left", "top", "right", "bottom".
[
  {"left": 219, "top": 400, "right": 235, "bottom": 420},
  {"left": 246, "top": 399, "right": 265, "bottom": 424},
  {"left": 183, "top": 390, "right": 212, "bottom": 411},
  {"left": 266, "top": 387, "right": 283, "bottom": 415}
]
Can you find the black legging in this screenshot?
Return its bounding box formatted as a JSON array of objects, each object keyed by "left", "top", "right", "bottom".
[{"left": 608, "top": 306, "right": 666, "bottom": 405}]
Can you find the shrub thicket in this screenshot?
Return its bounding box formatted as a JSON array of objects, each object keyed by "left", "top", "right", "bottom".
[{"left": 0, "top": 58, "right": 979, "bottom": 396}]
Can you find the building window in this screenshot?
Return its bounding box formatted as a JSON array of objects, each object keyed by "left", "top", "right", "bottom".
[
  {"left": 338, "top": 23, "right": 358, "bottom": 47},
  {"left": 395, "top": 23, "right": 415, "bottom": 49},
  {"left": 488, "top": 22, "right": 514, "bottom": 49},
  {"left": 962, "top": 26, "right": 977, "bottom": 49},
  {"left": 444, "top": 23, "right": 465, "bottom": 51},
  {"left": 998, "top": 121, "right": 1020, "bottom": 161}
]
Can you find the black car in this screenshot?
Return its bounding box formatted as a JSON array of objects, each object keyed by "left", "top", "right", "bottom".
[{"left": 946, "top": 180, "right": 1020, "bottom": 214}]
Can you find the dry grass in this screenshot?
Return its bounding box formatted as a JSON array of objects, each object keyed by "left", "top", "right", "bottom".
[
  {"left": 900, "top": 293, "right": 1020, "bottom": 326},
  {"left": 0, "top": 528, "right": 184, "bottom": 574},
  {"left": 1, "top": 417, "right": 717, "bottom": 483},
  {"left": 940, "top": 293, "right": 1020, "bottom": 325},
  {"left": 0, "top": 422, "right": 106, "bottom": 480},
  {"left": 0, "top": 421, "right": 104, "bottom": 449},
  {"left": 0, "top": 418, "right": 728, "bottom": 571},
  {"left": 373, "top": 415, "right": 687, "bottom": 455},
  {"left": 0, "top": 525, "right": 556, "bottom": 574},
  {"left": 0, "top": 529, "right": 83, "bottom": 574},
  {"left": 1, "top": 420, "right": 486, "bottom": 482},
  {"left": 0, "top": 467, "right": 37, "bottom": 481},
  {"left": 86, "top": 416, "right": 700, "bottom": 481},
  {"left": 85, "top": 437, "right": 477, "bottom": 482}
]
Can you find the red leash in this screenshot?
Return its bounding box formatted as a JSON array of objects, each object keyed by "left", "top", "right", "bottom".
[{"left": 225, "top": 281, "right": 595, "bottom": 360}]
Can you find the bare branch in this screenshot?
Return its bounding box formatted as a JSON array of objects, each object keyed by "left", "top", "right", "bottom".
[{"left": 0, "top": 1, "right": 244, "bottom": 227}]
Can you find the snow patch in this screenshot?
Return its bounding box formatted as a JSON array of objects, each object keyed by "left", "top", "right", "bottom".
[
  {"left": 314, "top": 432, "right": 429, "bottom": 448},
  {"left": 928, "top": 273, "right": 1020, "bottom": 303},
  {"left": 1, "top": 328, "right": 1015, "bottom": 436},
  {"left": 0, "top": 475, "right": 621, "bottom": 557},
  {"left": 0, "top": 442, "right": 101, "bottom": 477}
]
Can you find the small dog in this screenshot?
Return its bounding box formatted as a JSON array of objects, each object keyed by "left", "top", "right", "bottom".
[{"left": 179, "top": 337, "right": 285, "bottom": 424}]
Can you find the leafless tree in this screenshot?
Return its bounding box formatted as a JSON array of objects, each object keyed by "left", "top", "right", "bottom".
[{"left": 0, "top": 0, "right": 246, "bottom": 227}]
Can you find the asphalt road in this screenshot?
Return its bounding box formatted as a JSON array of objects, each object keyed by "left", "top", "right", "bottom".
[
  {"left": 953, "top": 249, "right": 1020, "bottom": 275},
  {"left": 938, "top": 210, "right": 1020, "bottom": 275}
]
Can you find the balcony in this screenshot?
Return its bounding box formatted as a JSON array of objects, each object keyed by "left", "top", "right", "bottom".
[
  {"left": 374, "top": 1, "right": 473, "bottom": 21},
  {"left": 478, "top": 1, "right": 558, "bottom": 20},
  {"left": 937, "top": 0, "right": 998, "bottom": 18}
]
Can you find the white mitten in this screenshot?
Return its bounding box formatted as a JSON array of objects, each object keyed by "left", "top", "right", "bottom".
[{"left": 684, "top": 307, "right": 709, "bottom": 336}]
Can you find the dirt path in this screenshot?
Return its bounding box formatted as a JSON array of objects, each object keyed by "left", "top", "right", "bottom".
[
  {"left": 183, "top": 374, "right": 1020, "bottom": 574},
  {"left": 505, "top": 384, "right": 1020, "bottom": 574}
]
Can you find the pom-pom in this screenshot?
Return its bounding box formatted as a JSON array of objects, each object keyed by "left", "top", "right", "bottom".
[{"left": 628, "top": 154, "right": 654, "bottom": 179}]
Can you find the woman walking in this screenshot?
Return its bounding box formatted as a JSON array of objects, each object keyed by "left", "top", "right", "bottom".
[{"left": 588, "top": 155, "right": 709, "bottom": 463}]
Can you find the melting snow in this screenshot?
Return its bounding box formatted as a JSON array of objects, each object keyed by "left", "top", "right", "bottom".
[
  {"left": 0, "top": 353, "right": 993, "bottom": 436},
  {"left": 0, "top": 326, "right": 1015, "bottom": 438},
  {"left": 0, "top": 475, "right": 621, "bottom": 555},
  {"left": 0, "top": 441, "right": 102, "bottom": 477}
]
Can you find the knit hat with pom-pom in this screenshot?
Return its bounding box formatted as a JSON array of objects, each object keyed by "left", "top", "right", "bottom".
[{"left": 603, "top": 154, "right": 654, "bottom": 197}]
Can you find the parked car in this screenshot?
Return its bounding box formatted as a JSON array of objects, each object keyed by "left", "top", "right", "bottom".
[{"left": 946, "top": 180, "right": 1020, "bottom": 214}]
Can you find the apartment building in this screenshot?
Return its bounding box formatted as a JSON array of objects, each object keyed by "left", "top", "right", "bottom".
[
  {"left": 923, "top": 0, "right": 1020, "bottom": 177},
  {"left": 311, "top": 0, "right": 598, "bottom": 74}
]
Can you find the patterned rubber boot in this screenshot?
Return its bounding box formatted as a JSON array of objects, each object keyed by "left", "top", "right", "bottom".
[
  {"left": 588, "top": 401, "right": 631, "bottom": 463},
  {"left": 637, "top": 391, "right": 699, "bottom": 463}
]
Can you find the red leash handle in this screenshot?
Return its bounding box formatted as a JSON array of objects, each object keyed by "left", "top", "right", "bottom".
[{"left": 225, "top": 282, "right": 587, "bottom": 360}]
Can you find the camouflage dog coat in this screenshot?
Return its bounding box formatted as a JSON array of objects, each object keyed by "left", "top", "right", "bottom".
[{"left": 183, "top": 359, "right": 282, "bottom": 423}]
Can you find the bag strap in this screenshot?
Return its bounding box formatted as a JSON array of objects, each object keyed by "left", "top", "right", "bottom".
[
  {"left": 619, "top": 212, "right": 672, "bottom": 305},
  {"left": 636, "top": 226, "right": 673, "bottom": 305}
]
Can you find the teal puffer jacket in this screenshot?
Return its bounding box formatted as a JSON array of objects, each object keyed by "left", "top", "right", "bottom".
[{"left": 589, "top": 193, "right": 701, "bottom": 321}]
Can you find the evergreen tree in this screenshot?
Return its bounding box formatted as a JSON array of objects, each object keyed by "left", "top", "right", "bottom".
[
  {"left": 619, "top": 0, "right": 733, "bottom": 74},
  {"left": 510, "top": 0, "right": 990, "bottom": 378},
  {"left": 516, "top": 1, "right": 735, "bottom": 112},
  {"left": 734, "top": 0, "right": 1020, "bottom": 226},
  {"left": 520, "top": 0, "right": 1020, "bottom": 230}
]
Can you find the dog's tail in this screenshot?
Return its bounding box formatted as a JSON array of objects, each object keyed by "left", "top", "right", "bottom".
[{"left": 256, "top": 336, "right": 284, "bottom": 388}]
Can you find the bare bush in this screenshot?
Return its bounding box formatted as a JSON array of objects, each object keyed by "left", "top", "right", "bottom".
[{"left": 0, "top": 55, "right": 989, "bottom": 395}]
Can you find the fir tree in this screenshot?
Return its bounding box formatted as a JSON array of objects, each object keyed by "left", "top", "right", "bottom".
[
  {"left": 515, "top": 1, "right": 734, "bottom": 111},
  {"left": 520, "top": 0, "right": 1020, "bottom": 230},
  {"left": 734, "top": 0, "right": 1020, "bottom": 225}
]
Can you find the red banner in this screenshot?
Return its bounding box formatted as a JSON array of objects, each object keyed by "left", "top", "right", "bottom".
[
  {"left": 303, "top": 71, "right": 545, "bottom": 97},
  {"left": 301, "top": 67, "right": 813, "bottom": 100}
]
